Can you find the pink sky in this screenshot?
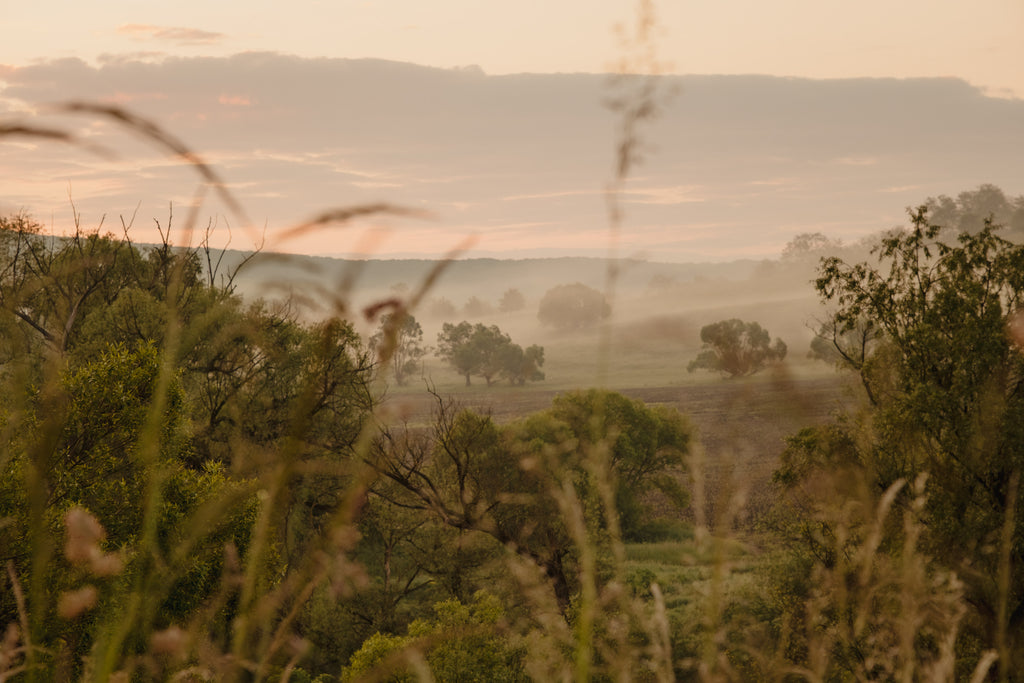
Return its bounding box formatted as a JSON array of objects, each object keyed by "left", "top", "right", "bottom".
[{"left": 2, "top": 2, "right": 1023, "bottom": 261}]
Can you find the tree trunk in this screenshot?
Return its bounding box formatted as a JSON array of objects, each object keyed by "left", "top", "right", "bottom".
[{"left": 544, "top": 552, "right": 572, "bottom": 615}]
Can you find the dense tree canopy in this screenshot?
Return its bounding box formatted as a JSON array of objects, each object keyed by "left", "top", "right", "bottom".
[
  {"left": 777, "top": 206, "right": 1024, "bottom": 677},
  {"left": 368, "top": 389, "right": 692, "bottom": 613},
  {"left": 0, "top": 215, "right": 376, "bottom": 677}
]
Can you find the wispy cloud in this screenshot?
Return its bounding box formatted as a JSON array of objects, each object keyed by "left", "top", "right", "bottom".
[
  {"left": 98, "top": 91, "right": 169, "bottom": 105},
  {"left": 117, "top": 24, "right": 225, "bottom": 46},
  {"left": 833, "top": 156, "right": 878, "bottom": 166},
  {"left": 749, "top": 177, "right": 796, "bottom": 187},
  {"left": 97, "top": 52, "right": 167, "bottom": 65},
  {"left": 218, "top": 94, "right": 252, "bottom": 107},
  {"left": 351, "top": 180, "right": 403, "bottom": 190},
  {"left": 881, "top": 184, "right": 923, "bottom": 193},
  {"left": 623, "top": 185, "right": 704, "bottom": 206},
  {"left": 501, "top": 189, "right": 599, "bottom": 201}
]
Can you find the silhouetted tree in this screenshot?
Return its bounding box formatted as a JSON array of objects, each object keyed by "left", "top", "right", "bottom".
[
  {"left": 687, "top": 319, "right": 787, "bottom": 378},
  {"left": 924, "top": 183, "right": 1024, "bottom": 240},
  {"left": 462, "top": 296, "right": 493, "bottom": 318},
  {"left": 436, "top": 321, "right": 543, "bottom": 387},
  {"left": 369, "top": 312, "right": 429, "bottom": 386},
  {"left": 537, "top": 282, "right": 610, "bottom": 330},
  {"left": 498, "top": 288, "right": 526, "bottom": 313}
]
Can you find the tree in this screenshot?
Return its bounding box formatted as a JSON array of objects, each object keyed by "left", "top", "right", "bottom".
[
  {"left": 343, "top": 591, "right": 524, "bottom": 682},
  {"left": 781, "top": 232, "right": 842, "bottom": 261},
  {"left": 0, "top": 213, "right": 377, "bottom": 677},
  {"left": 435, "top": 321, "right": 482, "bottom": 386},
  {"left": 501, "top": 343, "right": 545, "bottom": 386},
  {"left": 368, "top": 390, "right": 691, "bottom": 612},
  {"left": 524, "top": 389, "right": 692, "bottom": 541},
  {"left": 782, "top": 206, "right": 1024, "bottom": 677},
  {"left": 435, "top": 321, "right": 543, "bottom": 387},
  {"left": 369, "top": 312, "right": 429, "bottom": 386},
  {"left": 924, "top": 183, "right": 1024, "bottom": 240},
  {"left": 498, "top": 288, "right": 526, "bottom": 313},
  {"left": 687, "top": 319, "right": 787, "bottom": 377},
  {"left": 424, "top": 297, "right": 457, "bottom": 320},
  {"left": 537, "top": 282, "right": 610, "bottom": 330},
  {"left": 461, "top": 295, "right": 493, "bottom": 318}
]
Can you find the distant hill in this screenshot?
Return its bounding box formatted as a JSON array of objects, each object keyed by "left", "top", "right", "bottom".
[
  {"left": 3, "top": 56, "right": 1024, "bottom": 261},
  {"left": 218, "top": 251, "right": 766, "bottom": 310}
]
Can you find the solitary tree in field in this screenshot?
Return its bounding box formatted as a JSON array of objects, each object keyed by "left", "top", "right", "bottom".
[
  {"left": 687, "top": 319, "right": 787, "bottom": 378},
  {"left": 462, "top": 296, "right": 493, "bottom": 318},
  {"left": 498, "top": 287, "right": 526, "bottom": 312},
  {"left": 537, "top": 282, "right": 610, "bottom": 330}
]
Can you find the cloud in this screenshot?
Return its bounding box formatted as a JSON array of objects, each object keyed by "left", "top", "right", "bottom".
[
  {"left": 99, "top": 91, "right": 169, "bottom": 105},
  {"left": 881, "top": 184, "right": 924, "bottom": 193},
  {"left": 351, "top": 180, "right": 403, "bottom": 190},
  {"left": 622, "top": 185, "right": 704, "bottom": 206},
  {"left": 501, "top": 189, "right": 599, "bottom": 201},
  {"left": 2, "top": 55, "right": 1023, "bottom": 261},
  {"left": 97, "top": 52, "right": 167, "bottom": 66},
  {"left": 117, "top": 24, "right": 225, "bottom": 46},
  {"left": 833, "top": 156, "right": 878, "bottom": 166},
  {"left": 218, "top": 94, "right": 252, "bottom": 106}
]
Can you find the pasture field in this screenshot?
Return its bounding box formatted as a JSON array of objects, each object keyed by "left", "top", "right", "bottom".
[{"left": 381, "top": 329, "right": 858, "bottom": 528}]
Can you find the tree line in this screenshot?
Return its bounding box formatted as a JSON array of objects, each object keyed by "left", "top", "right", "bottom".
[{"left": 0, "top": 213, "right": 693, "bottom": 679}]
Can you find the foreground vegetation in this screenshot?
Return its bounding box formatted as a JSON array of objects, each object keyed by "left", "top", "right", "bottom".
[
  {"left": 2, "top": 94, "right": 1024, "bottom": 681},
  {"left": 3, "top": 198, "right": 1024, "bottom": 681}
]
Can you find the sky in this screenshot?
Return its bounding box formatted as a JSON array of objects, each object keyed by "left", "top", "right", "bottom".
[
  {"left": 4, "top": 1, "right": 1023, "bottom": 95},
  {"left": 1, "top": 1, "right": 1023, "bottom": 261}
]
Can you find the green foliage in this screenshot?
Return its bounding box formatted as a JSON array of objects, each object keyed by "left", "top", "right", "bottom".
[
  {"left": 343, "top": 591, "right": 524, "bottom": 682},
  {"left": 535, "top": 389, "right": 692, "bottom": 540},
  {"left": 782, "top": 206, "right": 1024, "bottom": 676},
  {"left": 435, "top": 321, "right": 544, "bottom": 386},
  {"left": 687, "top": 318, "right": 787, "bottom": 378},
  {"left": 500, "top": 343, "right": 545, "bottom": 385},
  {"left": 370, "top": 389, "right": 691, "bottom": 617},
  {"left": 536, "top": 282, "right": 611, "bottom": 330},
  {"left": 0, "top": 213, "right": 376, "bottom": 679},
  {"left": 807, "top": 316, "right": 880, "bottom": 372}
]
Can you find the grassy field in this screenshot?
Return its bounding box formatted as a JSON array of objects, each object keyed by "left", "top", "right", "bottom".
[{"left": 381, "top": 314, "right": 859, "bottom": 529}]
